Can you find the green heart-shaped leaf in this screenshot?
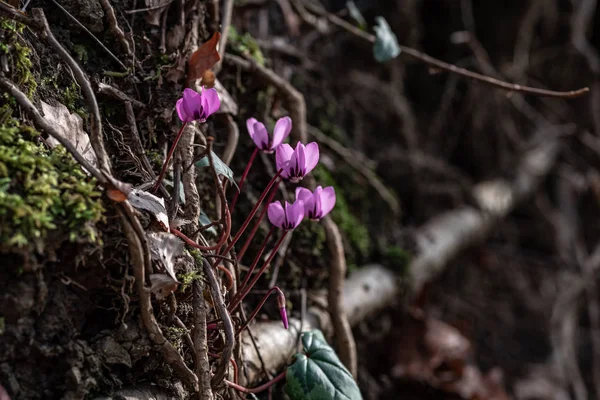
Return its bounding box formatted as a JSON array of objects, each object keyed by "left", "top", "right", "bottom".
[
  {"left": 195, "top": 150, "right": 239, "bottom": 191},
  {"left": 373, "top": 16, "right": 401, "bottom": 63},
  {"left": 284, "top": 330, "right": 362, "bottom": 400}
]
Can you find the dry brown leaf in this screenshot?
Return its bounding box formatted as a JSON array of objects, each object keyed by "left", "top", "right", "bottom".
[
  {"left": 389, "top": 310, "right": 511, "bottom": 400},
  {"left": 187, "top": 32, "right": 220, "bottom": 83},
  {"left": 128, "top": 189, "right": 169, "bottom": 231},
  {"left": 41, "top": 101, "right": 98, "bottom": 169},
  {"left": 104, "top": 173, "right": 133, "bottom": 202}
]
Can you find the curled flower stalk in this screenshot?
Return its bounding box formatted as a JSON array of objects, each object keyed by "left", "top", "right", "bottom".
[
  {"left": 152, "top": 87, "right": 220, "bottom": 193},
  {"left": 237, "top": 286, "right": 288, "bottom": 334}
]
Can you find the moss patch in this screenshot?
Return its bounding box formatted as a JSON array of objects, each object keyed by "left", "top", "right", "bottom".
[
  {"left": 313, "top": 164, "right": 372, "bottom": 268},
  {"left": 0, "top": 118, "right": 104, "bottom": 253},
  {"left": 228, "top": 27, "right": 265, "bottom": 66},
  {"left": 1, "top": 18, "right": 37, "bottom": 98}
]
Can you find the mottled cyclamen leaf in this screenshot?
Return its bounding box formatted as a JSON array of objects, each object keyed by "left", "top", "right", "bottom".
[
  {"left": 284, "top": 330, "right": 363, "bottom": 400},
  {"left": 373, "top": 16, "right": 401, "bottom": 63},
  {"left": 195, "top": 150, "right": 239, "bottom": 190}
]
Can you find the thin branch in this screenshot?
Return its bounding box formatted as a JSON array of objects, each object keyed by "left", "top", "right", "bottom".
[
  {"left": 213, "top": 0, "right": 234, "bottom": 74},
  {"left": 45, "top": 1, "right": 127, "bottom": 71},
  {"left": 99, "top": 0, "right": 133, "bottom": 59},
  {"left": 307, "top": 124, "right": 401, "bottom": 217},
  {"left": 192, "top": 279, "right": 214, "bottom": 400},
  {"left": 302, "top": 2, "right": 589, "bottom": 99},
  {"left": 203, "top": 258, "right": 236, "bottom": 387},
  {"left": 31, "top": 8, "right": 112, "bottom": 172},
  {"left": 96, "top": 82, "right": 147, "bottom": 109},
  {"left": 117, "top": 206, "right": 199, "bottom": 391},
  {"left": 0, "top": 75, "right": 107, "bottom": 185},
  {"left": 322, "top": 216, "right": 357, "bottom": 378},
  {"left": 224, "top": 54, "right": 307, "bottom": 142}
]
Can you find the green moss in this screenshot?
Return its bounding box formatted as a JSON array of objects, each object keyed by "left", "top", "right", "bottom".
[
  {"left": 0, "top": 118, "right": 104, "bottom": 253},
  {"left": 228, "top": 27, "right": 265, "bottom": 66},
  {"left": 62, "top": 82, "right": 87, "bottom": 119},
  {"left": 383, "top": 246, "right": 410, "bottom": 274},
  {"left": 294, "top": 219, "right": 327, "bottom": 257},
  {"left": 0, "top": 317, "right": 4, "bottom": 335},
  {"left": 164, "top": 326, "right": 188, "bottom": 350},
  {"left": 1, "top": 18, "right": 37, "bottom": 97},
  {"left": 73, "top": 44, "right": 89, "bottom": 63},
  {"left": 313, "top": 164, "right": 372, "bottom": 263},
  {"left": 177, "top": 270, "right": 203, "bottom": 292}
]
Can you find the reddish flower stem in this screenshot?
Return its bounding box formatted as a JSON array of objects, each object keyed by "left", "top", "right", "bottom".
[
  {"left": 229, "top": 231, "right": 288, "bottom": 313},
  {"left": 237, "top": 286, "right": 285, "bottom": 334},
  {"left": 224, "top": 371, "right": 286, "bottom": 394},
  {"left": 152, "top": 122, "right": 188, "bottom": 193},
  {"left": 218, "top": 169, "right": 283, "bottom": 258},
  {"left": 217, "top": 265, "right": 234, "bottom": 291},
  {"left": 230, "top": 147, "right": 259, "bottom": 212},
  {"left": 236, "top": 179, "right": 280, "bottom": 262},
  {"left": 171, "top": 206, "right": 231, "bottom": 251},
  {"left": 229, "top": 227, "right": 274, "bottom": 310}
]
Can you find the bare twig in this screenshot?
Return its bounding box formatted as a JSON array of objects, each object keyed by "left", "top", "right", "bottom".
[
  {"left": 118, "top": 206, "right": 199, "bottom": 391},
  {"left": 222, "top": 114, "right": 239, "bottom": 166},
  {"left": 192, "top": 279, "right": 214, "bottom": 400},
  {"left": 124, "top": 101, "right": 155, "bottom": 181},
  {"left": 322, "top": 216, "right": 357, "bottom": 378},
  {"left": 0, "top": 75, "right": 107, "bottom": 185},
  {"left": 224, "top": 54, "right": 307, "bottom": 142},
  {"left": 99, "top": 0, "right": 133, "bottom": 59},
  {"left": 96, "top": 82, "right": 146, "bottom": 109},
  {"left": 302, "top": 2, "right": 589, "bottom": 99},
  {"left": 202, "top": 258, "right": 235, "bottom": 387},
  {"left": 31, "top": 8, "right": 112, "bottom": 172},
  {"left": 45, "top": 1, "right": 127, "bottom": 71},
  {"left": 307, "top": 124, "right": 401, "bottom": 217},
  {"left": 213, "top": 0, "right": 234, "bottom": 74}
]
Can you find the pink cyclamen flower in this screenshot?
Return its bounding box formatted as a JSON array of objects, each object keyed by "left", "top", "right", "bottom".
[
  {"left": 275, "top": 142, "right": 319, "bottom": 183},
  {"left": 295, "top": 186, "right": 336, "bottom": 221},
  {"left": 247, "top": 116, "right": 292, "bottom": 153},
  {"left": 267, "top": 199, "right": 305, "bottom": 230},
  {"left": 176, "top": 87, "right": 220, "bottom": 123}
]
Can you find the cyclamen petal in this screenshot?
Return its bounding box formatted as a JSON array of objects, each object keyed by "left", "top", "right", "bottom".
[
  {"left": 271, "top": 117, "right": 292, "bottom": 149},
  {"left": 304, "top": 142, "right": 320, "bottom": 176},
  {"left": 319, "top": 186, "right": 336, "bottom": 218},
  {"left": 176, "top": 87, "right": 220, "bottom": 123},
  {"left": 277, "top": 142, "right": 320, "bottom": 182},
  {"left": 267, "top": 201, "right": 286, "bottom": 228},
  {"left": 295, "top": 185, "right": 336, "bottom": 220},
  {"left": 267, "top": 199, "right": 305, "bottom": 230},
  {"left": 276, "top": 144, "right": 294, "bottom": 178},
  {"left": 249, "top": 120, "right": 269, "bottom": 150},
  {"left": 246, "top": 116, "right": 293, "bottom": 153}
]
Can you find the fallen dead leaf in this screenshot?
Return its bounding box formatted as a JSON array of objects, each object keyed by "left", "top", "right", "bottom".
[
  {"left": 187, "top": 32, "right": 220, "bottom": 83},
  {"left": 128, "top": 189, "right": 169, "bottom": 231},
  {"left": 104, "top": 173, "right": 133, "bottom": 202},
  {"left": 41, "top": 101, "right": 98, "bottom": 169},
  {"left": 389, "top": 309, "right": 511, "bottom": 400},
  {"left": 146, "top": 231, "right": 184, "bottom": 282},
  {"left": 149, "top": 274, "right": 179, "bottom": 299}
]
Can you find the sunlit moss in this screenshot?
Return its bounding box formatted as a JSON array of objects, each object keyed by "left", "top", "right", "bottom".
[
  {"left": 1, "top": 18, "right": 37, "bottom": 97},
  {"left": 228, "top": 26, "right": 265, "bottom": 66},
  {"left": 0, "top": 118, "right": 104, "bottom": 253}
]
